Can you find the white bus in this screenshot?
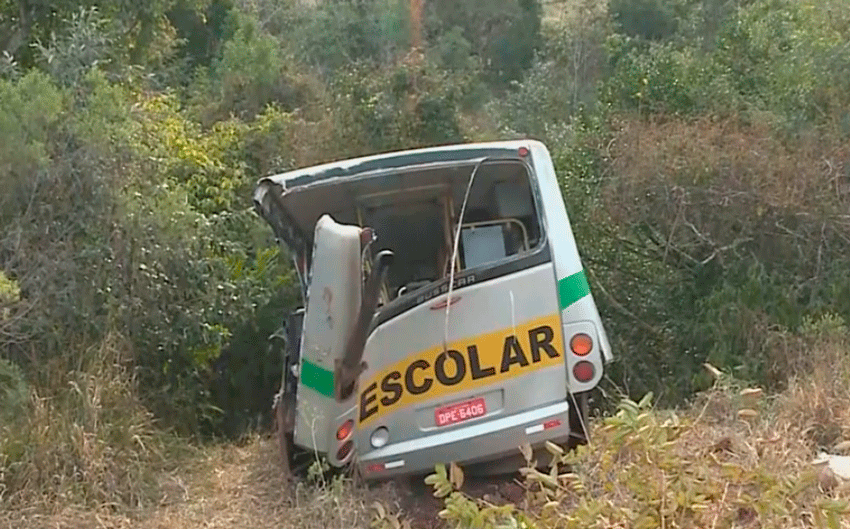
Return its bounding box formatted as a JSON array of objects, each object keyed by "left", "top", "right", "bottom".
[{"left": 252, "top": 139, "right": 613, "bottom": 480}]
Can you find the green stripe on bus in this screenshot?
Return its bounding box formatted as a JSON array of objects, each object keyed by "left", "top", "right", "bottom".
[
  {"left": 300, "top": 359, "right": 334, "bottom": 398},
  {"left": 559, "top": 270, "right": 590, "bottom": 310}
]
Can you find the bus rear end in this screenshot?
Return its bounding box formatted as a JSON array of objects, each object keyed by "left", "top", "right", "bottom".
[{"left": 253, "top": 140, "right": 612, "bottom": 479}]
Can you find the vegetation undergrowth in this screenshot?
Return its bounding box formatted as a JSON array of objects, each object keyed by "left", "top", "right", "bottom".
[
  {"left": 2, "top": 0, "right": 850, "bottom": 525},
  {"left": 0, "top": 333, "right": 194, "bottom": 514},
  {"left": 407, "top": 314, "right": 850, "bottom": 528}
]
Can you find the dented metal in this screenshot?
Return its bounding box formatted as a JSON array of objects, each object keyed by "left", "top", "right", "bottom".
[{"left": 254, "top": 140, "right": 614, "bottom": 480}]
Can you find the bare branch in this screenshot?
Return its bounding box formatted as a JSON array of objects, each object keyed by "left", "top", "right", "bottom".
[{"left": 586, "top": 266, "right": 665, "bottom": 338}]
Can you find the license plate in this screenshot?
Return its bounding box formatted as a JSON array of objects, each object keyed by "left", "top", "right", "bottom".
[{"left": 435, "top": 397, "right": 486, "bottom": 426}]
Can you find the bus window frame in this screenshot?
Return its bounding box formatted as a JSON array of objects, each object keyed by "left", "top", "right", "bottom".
[{"left": 365, "top": 155, "right": 553, "bottom": 332}]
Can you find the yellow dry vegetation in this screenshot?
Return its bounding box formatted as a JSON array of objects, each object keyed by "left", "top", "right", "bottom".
[
  {"left": 0, "top": 437, "right": 374, "bottom": 529},
  {"left": 416, "top": 321, "right": 850, "bottom": 529},
  {"left": 3, "top": 319, "right": 849, "bottom": 529}
]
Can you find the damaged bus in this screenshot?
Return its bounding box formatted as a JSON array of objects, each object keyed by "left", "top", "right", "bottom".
[{"left": 252, "top": 140, "right": 613, "bottom": 480}]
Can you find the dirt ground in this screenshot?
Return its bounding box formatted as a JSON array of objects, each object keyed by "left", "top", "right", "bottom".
[
  {"left": 0, "top": 436, "right": 523, "bottom": 529},
  {"left": 377, "top": 469, "right": 526, "bottom": 529}
]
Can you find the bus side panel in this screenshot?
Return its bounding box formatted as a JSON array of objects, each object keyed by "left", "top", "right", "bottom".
[{"left": 529, "top": 142, "right": 613, "bottom": 369}]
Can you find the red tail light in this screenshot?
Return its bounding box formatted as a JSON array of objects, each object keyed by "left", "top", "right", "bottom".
[
  {"left": 336, "top": 440, "right": 353, "bottom": 461},
  {"left": 573, "top": 361, "right": 595, "bottom": 382},
  {"left": 570, "top": 333, "right": 593, "bottom": 356},
  {"left": 337, "top": 419, "right": 353, "bottom": 441}
]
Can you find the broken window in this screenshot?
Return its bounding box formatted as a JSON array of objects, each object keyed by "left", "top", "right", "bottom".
[
  {"left": 275, "top": 158, "right": 543, "bottom": 306},
  {"left": 355, "top": 159, "right": 543, "bottom": 303}
]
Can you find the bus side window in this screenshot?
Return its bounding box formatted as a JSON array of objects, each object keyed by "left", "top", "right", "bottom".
[
  {"left": 448, "top": 162, "right": 542, "bottom": 274},
  {"left": 457, "top": 198, "right": 533, "bottom": 269},
  {"left": 461, "top": 224, "right": 508, "bottom": 269}
]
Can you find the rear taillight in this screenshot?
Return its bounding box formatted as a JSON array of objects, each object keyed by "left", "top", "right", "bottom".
[
  {"left": 365, "top": 463, "right": 384, "bottom": 473},
  {"left": 570, "top": 333, "right": 593, "bottom": 356},
  {"left": 573, "top": 361, "right": 595, "bottom": 382},
  {"left": 336, "top": 419, "right": 353, "bottom": 441},
  {"left": 336, "top": 440, "right": 353, "bottom": 461}
]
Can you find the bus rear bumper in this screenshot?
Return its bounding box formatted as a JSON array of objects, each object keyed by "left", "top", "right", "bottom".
[{"left": 356, "top": 401, "right": 571, "bottom": 480}]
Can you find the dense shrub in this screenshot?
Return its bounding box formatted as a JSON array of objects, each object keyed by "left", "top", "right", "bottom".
[
  {"left": 551, "top": 114, "right": 850, "bottom": 404},
  {"left": 2, "top": 4, "right": 850, "bottom": 519}
]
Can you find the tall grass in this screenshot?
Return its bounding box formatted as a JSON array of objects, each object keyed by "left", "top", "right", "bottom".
[{"left": 0, "top": 333, "right": 188, "bottom": 514}]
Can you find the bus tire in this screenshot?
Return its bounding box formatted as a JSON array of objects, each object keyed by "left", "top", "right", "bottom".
[
  {"left": 274, "top": 394, "right": 292, "bottom": 480},
  {"left": 568, "top": 391, "right": 591, "bottom": 449}
]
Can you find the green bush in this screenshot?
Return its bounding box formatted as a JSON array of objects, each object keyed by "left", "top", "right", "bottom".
[
  {"left": 0, "top": 358, "right": 28, "bottom": 424},
  {"left": 422, "top": 388, "right": 850, "bottom": 529},
  {"left": 609, "top": 0, "right": 684, "bottom": 41},
  {"left": 602, "top": 0, "right": 850, "bottom": 129},
  {"left": 0, "top": 61, "right": 294, "bottom": 438},
  {"left": 425, "top": 0, "right": 542, "bottom": 87}
]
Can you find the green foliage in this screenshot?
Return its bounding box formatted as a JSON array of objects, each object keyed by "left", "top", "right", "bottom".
[
  {"left": 426, "top": 392, "right": 850, "bottom": 528},
  {"left": 185, "top": 10, "right": 326, "bottom": 126},
  {"left": 0, "top": 271, "right": 19, "bottom": 304},
  {"left": 427, "top": 26, "right": 474, "bottom": 72},
  {"left": 0, "top": 70, "right": 63, "bottom": 191},
  {"left": 0, "top": 50, "right": 19, "bottom": 80},
  {"left": 540, "top": 0, "right": 850, "bottom": 402},
  {"left": 424, "top": 462, "right": 533, "bottom": 528},
  {"left": 0, "top": 358, "right": 28, "bottom": 423},
  {"left": 553, "top": 115, "right": 850, "bottom": 402},
  {"left": 603, "top": 0, "right": 850, "bottom": 130},
  {"left": 715, "top": 0, "right": 850, "bottom": 131},
  {"left": 0, "top": 0, "right": 187, "bottom": 70},
  {"left": 0, "top": 47, "right": 293, "bottom": 439},
  {"left": 166, "top": 0, "right": 233, "bottom": 69},
  {"left": 496, "top": 0, "right": 610, "bottom": 141},
  {"left": 426, "top": 0, "right": 542, "bottom": 86},
  {"left": 0, "top": 270, "right": 19, "bottom": 326},
  {"left": 31, "top": 6, "right": 123, "bottom": 87},
  {"left": 213, "top": 12, "right": 284, "bottom": 119},
  {"left": 327, "top": 54, "right": 473, "bottom": 154},
  {"left": 290, "top": 0, "right": 395, "bottom": 73},
  {"left": 609, "top": 0, "right": 684, "bottom": 41},
  {"left": 603, "top": 38, "right": 705, "bottom": 116}
]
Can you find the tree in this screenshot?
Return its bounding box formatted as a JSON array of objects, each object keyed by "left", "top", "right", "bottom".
[
  {"left": 0, "top": 0, "right": 213, "bottom": 70},
  {"left": 425, "top": 0, "right": 542, "bottom": 86}
]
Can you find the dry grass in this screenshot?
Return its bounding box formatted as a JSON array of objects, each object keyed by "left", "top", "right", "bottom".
[
  {"left": 0, "top": 333, "right": 175, "bottom": 513},
  {"left": 0, "top": 435, "right": 378, "bottom": 529},
  {"left": 772, "top": 316, "right": 850, "bottom": 450},
  {"left": 3, "top": 320, "right": 849, "bottom": 529},
  {"left": 523, "top": 318, "right": 850, "bottom": 528},
  {"left": 0, "top": 331, "right": 384, "bottom": 529},
  {"left": 138, "top": 436, "right": 374, "bottom": 529},
  {"left": 3, "top": 372, "right": 848, "bottom": 529}
]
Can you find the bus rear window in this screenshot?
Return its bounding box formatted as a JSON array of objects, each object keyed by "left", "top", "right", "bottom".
[{"left": 354, "top": 159, "right": 543, "bottom": 302}]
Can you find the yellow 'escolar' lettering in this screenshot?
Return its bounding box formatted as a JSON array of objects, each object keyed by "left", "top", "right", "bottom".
[{"left": 358, "top": 314, "right": 564, "bottom": 425}]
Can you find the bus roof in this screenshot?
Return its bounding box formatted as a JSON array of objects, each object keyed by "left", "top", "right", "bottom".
[{"left": 255, "top": 139, "right": 541, "bottom": 192}]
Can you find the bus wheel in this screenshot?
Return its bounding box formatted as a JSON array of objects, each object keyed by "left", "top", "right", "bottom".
[
  {"left": 273, "top": 394, "right": 315, "bottom": 481},
  {"left": 568, "top": 391, "right": 590, "bottom": 449},
  {"left": 274, "top": 404, "right": 289, "bottom": 477},
  {"left": 274, "top": 393, "right": 293, "bottom": 480}
]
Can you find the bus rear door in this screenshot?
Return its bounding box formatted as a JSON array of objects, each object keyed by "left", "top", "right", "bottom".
[{"left": 354, "top": 158, "right": 571, "bottom": 478}]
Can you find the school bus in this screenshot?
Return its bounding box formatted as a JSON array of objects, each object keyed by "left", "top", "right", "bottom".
[{"left": 252, "top": 140, "right": 613, "bottom": 480}]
